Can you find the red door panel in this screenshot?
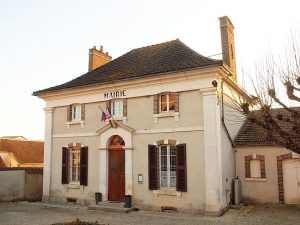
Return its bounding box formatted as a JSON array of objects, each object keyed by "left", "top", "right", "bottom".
[{"left": 108, "top": 149, "right": 125, "bottom": 201}]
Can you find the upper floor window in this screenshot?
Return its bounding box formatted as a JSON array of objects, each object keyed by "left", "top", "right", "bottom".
[
  {"left": 67, "top": 104, "right": 85, "bottom": 124},
  {"left": 160, "top": 93, "right": 175, "bottom": 112},
  {"left": 72, "top": 105, "right": 81, "bottom": 121},
  {"left": 111, "top": 100, "right": 123, "bottom": 117}
]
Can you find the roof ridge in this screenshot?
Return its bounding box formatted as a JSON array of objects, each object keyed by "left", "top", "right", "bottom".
[{"left": 131, "top": 39, "right": 179, "bottom": 51}]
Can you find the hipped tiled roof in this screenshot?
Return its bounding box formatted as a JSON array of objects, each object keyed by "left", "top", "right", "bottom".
[
  {"left": 234, "top": 107, "right": 300, "bottom": 146},
  {"left": 33, "top": 39, "right": 222, "bottom": 95},
  {"left": 0, "top": 139, "right": 44, "bottom": 164}
]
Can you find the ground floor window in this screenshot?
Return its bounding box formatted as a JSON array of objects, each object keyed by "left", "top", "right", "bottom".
[
  {"left": 70, "top": 147, "right": 81, "bottom": 182},
  {"left": 61, "top": 144, "right": 88, "bottom": 186},
  {"left": 148, "top": 142, "right": 187, "bottom": 192},
  {"left": 160, "top": 145, "right": 176, "bottom": 188},
  {"left": 245, "top": 154, "right": 266, "bottom": 179}
]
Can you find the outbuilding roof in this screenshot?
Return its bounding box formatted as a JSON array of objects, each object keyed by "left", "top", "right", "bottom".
[
  {"left": 0, "top": 139, "right": 44, "bottom": 164},
  {"left": 33, "top": 39, "right": 222, "bottom": 95},
  {"left": 1, "top": 136, "right": 27, "bottom": 140},
  {"left": 234, "top": 107, "right": 300, "bottom": 146},
  {"left": 0, "top": 156, "right": 5, "bottom": 168}
]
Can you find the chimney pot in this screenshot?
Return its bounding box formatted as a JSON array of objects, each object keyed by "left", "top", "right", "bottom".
[{"left": 88, "top": 45, "right": 112, "bottom": 71}]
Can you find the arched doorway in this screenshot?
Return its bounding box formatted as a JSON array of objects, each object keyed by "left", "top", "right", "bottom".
[{"left": 108, "top": 135, "right": 125, "bottom": 201}]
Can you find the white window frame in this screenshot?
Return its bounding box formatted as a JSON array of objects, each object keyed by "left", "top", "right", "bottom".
[
  {"left": 159, "top": 145, "right": 176, "bottom": 189},
  {"left": 72, "top": 104, "right": 81, "bottom": 121},
  {"left": 69, "top": 147, "right": 80, "bottom": 183},
  {"left": 159, "top": 93, "right": 175, "bottom": 112},
  {"left": 110, "top": 100, "right": 123, "bottom": 117}
]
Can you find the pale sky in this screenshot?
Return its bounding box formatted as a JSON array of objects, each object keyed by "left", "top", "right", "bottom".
[{"left": 0, "top": 0, "right": 299, "bottom": 140}]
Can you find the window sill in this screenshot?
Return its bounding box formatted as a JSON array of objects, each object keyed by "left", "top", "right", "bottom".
[
  {"left": 153, "top": 112, "right": 179, "bottom": 123},
  {"left": 66, "top": 182, "right": 81, "bottom": 189},
  {"left": 66, "top": 120, "right": 85, "bottom": 128},
  {"left": 245, "top": 178, "right": 267, "bottom": 182},
  {"left": 153, "top": 189, "right": 181, "bottom": 198}
]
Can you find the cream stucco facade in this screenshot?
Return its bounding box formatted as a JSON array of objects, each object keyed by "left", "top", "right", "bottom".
[{"left": 38, "top": 66, "right": 250, "bottom": 214}]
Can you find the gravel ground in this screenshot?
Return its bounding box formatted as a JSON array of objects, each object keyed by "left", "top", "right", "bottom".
[{"left": 0, "top": 202, "right": 299, "bottom": 225}]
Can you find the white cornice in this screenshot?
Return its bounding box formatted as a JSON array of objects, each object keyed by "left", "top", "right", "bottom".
[
  {"left": 36, "top": 66, "right": 222, "bottom": 100},
  {"left": 36, "top": 65, "right": 252, "bottom": 108},
  {"left": 52, "top": 126, "right": 204, "bottom": 138}
]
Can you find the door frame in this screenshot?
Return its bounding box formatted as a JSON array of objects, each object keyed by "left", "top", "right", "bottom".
[{"left": 97, "top": 124, "right": 134, "bottom": 202}]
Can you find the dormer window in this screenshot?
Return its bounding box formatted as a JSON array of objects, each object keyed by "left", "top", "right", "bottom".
[{"left": 160, "top": 93, "right": 175, "bottom": 112}]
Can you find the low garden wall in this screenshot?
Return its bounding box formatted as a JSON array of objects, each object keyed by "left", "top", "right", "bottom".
[{"left": 0, "top": 168, "right": 43, "bottom": 201}]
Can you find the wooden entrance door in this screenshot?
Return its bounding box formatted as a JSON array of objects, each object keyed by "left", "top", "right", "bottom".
[{"left": 108, "top": 148, "right": 125, "bottom": 201}]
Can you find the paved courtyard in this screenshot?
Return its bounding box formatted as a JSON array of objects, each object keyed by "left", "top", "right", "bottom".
[{"left": 0, "top": 202, "right": 299, "bottom": 225}]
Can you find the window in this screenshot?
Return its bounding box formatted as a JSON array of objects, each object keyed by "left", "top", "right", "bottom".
[
  {"left": 160, "top": 94, "right": 175, "bottom": 112},
  {"left": 72, "top": 105, "right": 81, "bottom": 121},
  {"left": 160, "top": 145, "right": 176, "bottom": 188},
  {"left": 250, "top": 159, "right": 261, "bottom": 178},
  {"left": 148, "top": 142, "right": 186, "bottom": 192},
  {"left": 70, "top": 147, "right": 80, "bottom": 182},
  {"left": 245, "top": 154, "right": 266, "bottom": 179},
  {"left": 61, "top": 145, "right": 88, "bottom": 186},
  {"left": 110, "top": 100, "right": 123, "bottom": 117}
]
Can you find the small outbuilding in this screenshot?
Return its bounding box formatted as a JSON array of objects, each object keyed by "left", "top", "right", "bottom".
[{"left": 234, "top": 108, "right": 300, "bottom": 204}]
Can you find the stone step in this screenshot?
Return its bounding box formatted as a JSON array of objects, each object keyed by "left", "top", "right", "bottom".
[{"left": 87, "top": 202, "right": 133, "bottom": 213}]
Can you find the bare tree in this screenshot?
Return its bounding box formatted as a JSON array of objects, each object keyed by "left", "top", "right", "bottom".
[{"left": 239, "top": 33, "right": 300, "bottom": 154}]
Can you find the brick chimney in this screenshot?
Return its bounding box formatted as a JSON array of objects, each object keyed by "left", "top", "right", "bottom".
[
  {"left": 219, "top": 16, "right": 237, "bottom": 81},
  {"left": 88, "top": 45, "right": 112, "bottom": 71}
]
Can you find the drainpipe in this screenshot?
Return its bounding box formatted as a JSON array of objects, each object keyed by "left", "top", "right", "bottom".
[
  {"left": 220, "top": 79, "right": 236, "bottom": 208},
  {"left": 221, "top": 80, "right": 234, "bottom": 147}
]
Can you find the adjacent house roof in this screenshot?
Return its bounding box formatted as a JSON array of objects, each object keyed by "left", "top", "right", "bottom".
[
  {"left": 0, "top": 156, "right": 5, "bottom": 168},
  {"left": 0, "top": 139, "right": 44, "bottom": 164},
  {"left": 1, "top": 136, "right": 27, "bottom": 140},
  {"left": 234, "top": 107, "right": 300, "bottom": 146},
  {"left": 33, "top": 39, "right": 222, "bottom": 95}
]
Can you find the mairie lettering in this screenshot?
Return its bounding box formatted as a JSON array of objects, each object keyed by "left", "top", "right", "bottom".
[{"left": 104, "top": 90, "right": 126, "bottom": 99}]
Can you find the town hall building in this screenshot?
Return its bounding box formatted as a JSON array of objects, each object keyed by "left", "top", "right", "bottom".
[{"left": 34, "top": 16, "right": 253, "bottom": 215}]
